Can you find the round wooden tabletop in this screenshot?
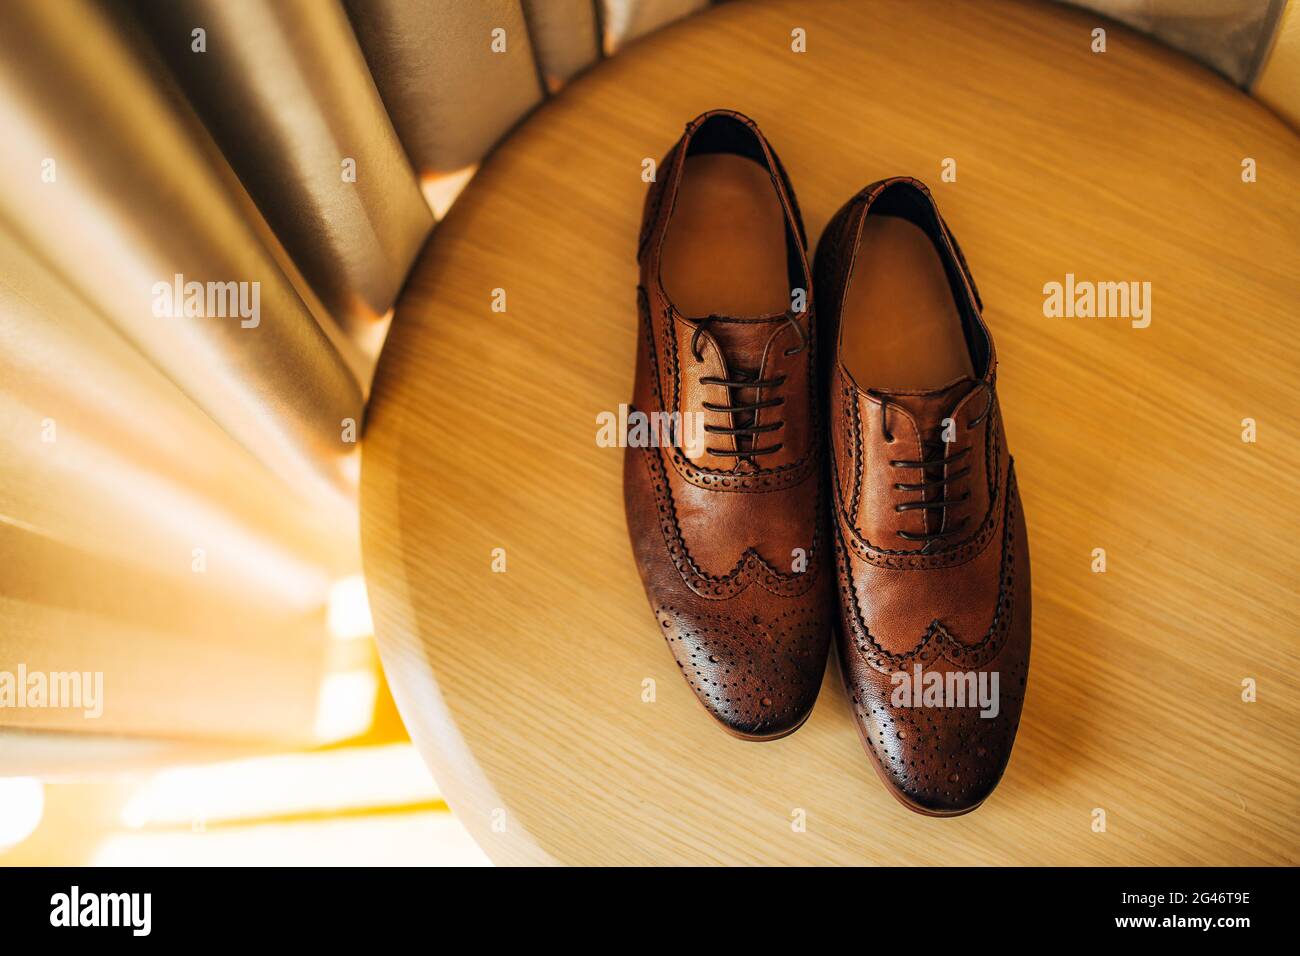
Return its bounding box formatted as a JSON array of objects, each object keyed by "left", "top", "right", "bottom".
[{"left": 361, "top": 0, "right": 1300, "bottom": 865}]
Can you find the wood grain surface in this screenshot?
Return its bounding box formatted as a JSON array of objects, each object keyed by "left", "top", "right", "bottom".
[{"left": 361, "top": 0, "right": 1300, "bottom": 865}]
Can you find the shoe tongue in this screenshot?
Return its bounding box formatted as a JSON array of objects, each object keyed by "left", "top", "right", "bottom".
[
  {"left": 700, "top": 313, "right": 789, "bottom": 377},
  {"left": 875, "top": 377, "right": 977, "bottom": 438},
  {"left": 694, "top": 312, "right": 792, "bottom": 459}
]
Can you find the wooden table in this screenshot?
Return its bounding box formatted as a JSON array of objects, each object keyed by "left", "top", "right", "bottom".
[{"left": 361, "top": 0, "right": 1300, "bottom": 865}]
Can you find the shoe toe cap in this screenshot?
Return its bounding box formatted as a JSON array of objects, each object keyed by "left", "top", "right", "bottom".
[
  {"left": 871, "top": 707, "right": 1014, "bottom": 815},
  {"left": 654, "top": 598, "right": 829, "bottom": 740},
  {"left": 846, "top": 653, "right": 1029, "bottom": 815}
]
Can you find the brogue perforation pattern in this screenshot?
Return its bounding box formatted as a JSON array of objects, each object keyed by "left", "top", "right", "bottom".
[
  {"left": 639, "top": 441, "right": 823, "bottom": 599},
  {"left": 836, "top": 466, "right": 1021, "bottom": 674},
  {"left": 657, "top": 601, "right": 827, "bottom": 735},
  {"left": 848, "top": 650, "right": 1028, "bottom": 811}
]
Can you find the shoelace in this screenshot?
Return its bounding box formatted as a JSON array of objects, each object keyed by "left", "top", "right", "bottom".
[
  {"left": 689, "top": 313, "right": 807, "bottom": 459},
  {"left": 870, "top": 380, "right": 993, "bottom": 544}
]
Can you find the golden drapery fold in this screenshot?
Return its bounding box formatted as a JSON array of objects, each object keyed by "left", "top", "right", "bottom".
[
  {"left": 133, "top": 0, "right": 434, "bottom": 368},
  {"left": 524, "top": 0, "right": 601, "bottom": 93},
  {"left": 0, "top": 0, "right": 364, "bottom": 510},
  {"left": 0, "top": 0, "right": 373, "bottom": 751},
  {"left": 0, "top": 0, "right": 716, "bottom": 757},
  {"left": 344, "top": 0, "right": 545, "bottom": 179}
]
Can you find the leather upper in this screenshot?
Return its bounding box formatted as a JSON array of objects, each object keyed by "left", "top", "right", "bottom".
[
  {"left": 623, "top": 110, "right": 831, "bottom": 739},
  {"left": 816, "top": 178, "right": 1032, "bottom": 813}
]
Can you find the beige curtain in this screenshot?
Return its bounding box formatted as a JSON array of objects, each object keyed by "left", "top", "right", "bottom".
[
  {"left": 1060, "top": 0, "right": 1287, "bottom": 85},
  {"left": 0, "top": 0, "right": 708, "bottom": 766}
]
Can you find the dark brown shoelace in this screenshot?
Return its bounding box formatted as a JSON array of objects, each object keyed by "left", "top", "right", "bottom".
[
  {"left": 871, "top": 380, "right": 993, "bottom": 544},
  {"left": 689, "top": 313, "right": 806, "bottom": 459}
]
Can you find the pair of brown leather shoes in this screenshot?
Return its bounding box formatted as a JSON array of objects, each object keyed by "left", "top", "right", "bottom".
[{"left": 624, "top": 109, "right": 1030, "bottom": 816}]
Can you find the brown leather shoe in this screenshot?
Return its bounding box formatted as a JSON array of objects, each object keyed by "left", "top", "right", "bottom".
[
  {"left": 623, "top": 110, "right": 831, "bottom": 740},
  {"left": 815, "top": 178, "right": 1031, "bottom": 813}
]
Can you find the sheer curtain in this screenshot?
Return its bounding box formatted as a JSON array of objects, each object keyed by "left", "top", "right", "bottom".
[{"left": 0, "top": 0, "right": 709, "bottom": 766}]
